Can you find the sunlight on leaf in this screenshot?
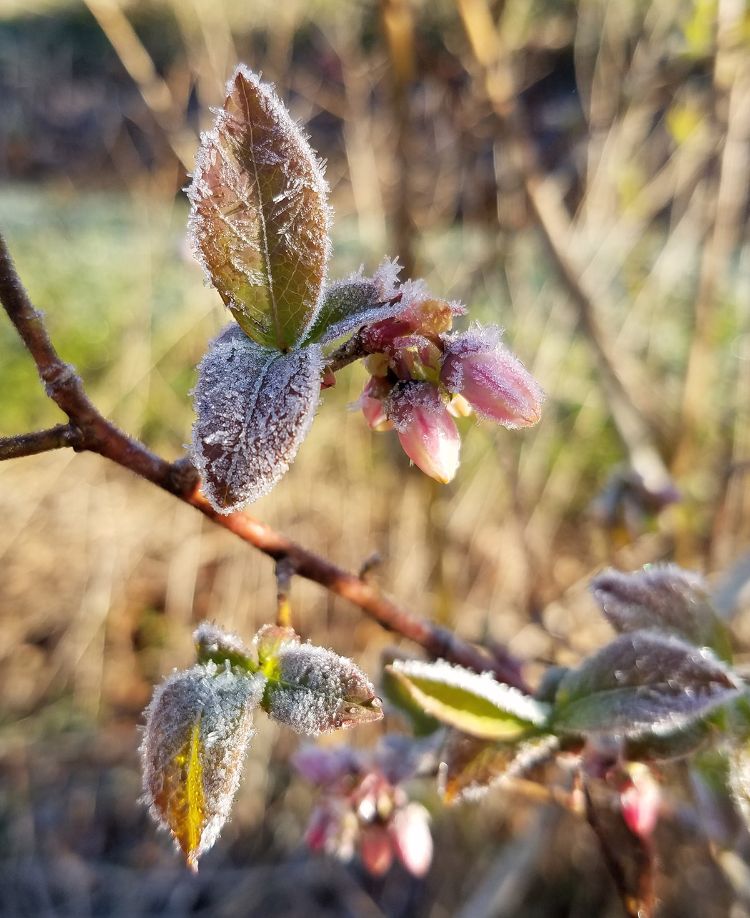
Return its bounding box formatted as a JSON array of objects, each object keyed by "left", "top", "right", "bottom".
[
  {"left": 387, "top": 659, "right": 549, "bottom": 741},
  {"left": 188, "top": 65, "right": 331, "bottom": 351},
  {"left": 553, "top": 632, "right": 742, "bottom": 739}
]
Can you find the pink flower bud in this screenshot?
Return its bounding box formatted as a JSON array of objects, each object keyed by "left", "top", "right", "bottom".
[
  {"left": 390, "top": 803, "right": 433, "bottom": 877},
  {"left": 385, "top": 383, "right": 460, "bottom": 484},
  {"left": 360, "top": 825, "right": 394, "bottom": 876},
  {"left": 361, "top": 281, "right": 463, "bottom": 352},
  {"left": 441, "top": 325, "right": 543, "bottom": 428},
  {"left": 620, "top": 765, "right": 661, "bottom": 839},
  {"left": 361, "top": 396, "right": 393, "bottom": 432},
  {"left": 359, "top": 377, "right": 394, "bottom": 432}
]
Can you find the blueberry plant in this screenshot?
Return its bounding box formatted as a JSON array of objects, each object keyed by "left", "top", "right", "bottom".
[{"left": 2, "top": 66, "right": 750, "bottom": 918}]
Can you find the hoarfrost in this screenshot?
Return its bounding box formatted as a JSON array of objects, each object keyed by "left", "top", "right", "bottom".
[
  {"left": 265, "top": 643, "right": 382, "bottom": 735},
  {"left": 384, "top": 382, "right": 446, "bottom": 433},
  {"left": 187, "top": 65, "right": 332, "bottom": 351},
  {"left": 140, "top": 662, "right": 266, "bottom": 866},
  {"left": 192, "top": 324, "right": 322, "bottom": 513}
]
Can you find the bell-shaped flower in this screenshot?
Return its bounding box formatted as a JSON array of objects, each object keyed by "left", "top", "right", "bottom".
[
  {"left": 441, "top": 324, "right": 543, "bottom": 428},
  {"left": 385, "top": 382, "right": 460, "bottom": 484}
]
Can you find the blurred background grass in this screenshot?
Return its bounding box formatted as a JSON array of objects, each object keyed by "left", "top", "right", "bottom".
[{"left": 2, "top": 0, "right": 750, "bottom": 915}]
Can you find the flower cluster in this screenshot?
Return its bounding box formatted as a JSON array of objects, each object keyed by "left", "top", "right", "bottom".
[
  {"left": 355, "top": 263, "right": 544, "bottom": 483},
  {"left": 293, "top": 741, "right": 433, "bottom": 878}
]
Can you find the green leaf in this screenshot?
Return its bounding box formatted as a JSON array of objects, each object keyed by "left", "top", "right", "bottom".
[
  {"left": 386, "top": 660, "right": 549, "bottom": 742},
  {"left": 188, "top": 66, "right": 331, "bottom": 351},
  {"left": 552, "top": 631, "right": 742, "bottom": 739},
  {"left": 381, "top": 659, "right": 441, "bottom": 737}
]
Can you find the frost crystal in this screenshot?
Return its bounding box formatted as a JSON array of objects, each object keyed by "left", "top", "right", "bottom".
[
  {"left": 191, "top": 324, "right": 322, "bottom": 513},
  {"left": 265, "top": 643, "right": 382, "bottom": 735},
  {"left": 140, "top": 662, "right": 266, "bottom": 869},
  {"left": 187, "top": 65, "right": 332, "bottom": 351}
]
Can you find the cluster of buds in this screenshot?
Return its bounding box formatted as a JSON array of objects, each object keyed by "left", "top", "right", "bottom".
[
  {"left": 354, "top": 263, "right": 544, "bottom": 483},
  {"left": 293, "top": 741, "right": 433, "bottom": 878}
]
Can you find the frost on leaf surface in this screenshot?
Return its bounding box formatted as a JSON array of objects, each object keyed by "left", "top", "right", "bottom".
[
  {"left": 552, "top": 631, "right": 742, "bottom": 738},
  {"left": 590, "top": 564, "right": 732, "bottom": 659},
  {"left": 304, "top": 259, "right": 406, "bottom": 343},
  {"left": 187, "top": 65, "right": 331, "bottom": 351},
  {"left": 264, "top": 643, "right": 383, "bottom": 735},
  {"left": 192, "top": 324, "right": 322, "bottom": 513},
  {"left": 140, "top": 662, "right": 266, "bottom": 870}
]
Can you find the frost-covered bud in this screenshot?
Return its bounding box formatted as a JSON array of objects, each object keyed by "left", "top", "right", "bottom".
[
  {"left": 264, "top": 643, "right": 383, "bottom": 735},
  {"left": 620, "top": 764, "right": 661, "bottom": 839},
  {"left": 389, "top": 802, "right": 433, "bottom": 877},
  {"left": 385, "top": 382, "right": 460, "bottom": 484},
  {"left": 140, "top": 663, "right": 266, "bottom": 870},
  {"left": 441, "top": 324, "right": 543, "bottom": 428},
  {"left": 361, "top": 279, "right": 463, "bottom": 352},
  {"left": 359, "top": 377, "right": 394, "bottom": 432}
]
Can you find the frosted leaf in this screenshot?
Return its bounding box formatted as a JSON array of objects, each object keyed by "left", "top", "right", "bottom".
[
  {"left": 439, "top": 732, "right": 559, "bottom": 803},
  {"left": 264, "top": 643, "right": 383, "bottom": 735},
  {"left": 191, "top": 324, "right": 322, "bottom": 513},
  {"left": 305, "top": 275, "right": 407, "bottom": 344},
  {"left": 387, "top": 659, "right": 549, "bottom": 740},
  {"left": 140, "top": 662, "right": 266, "bottom": 870},
  {"left": 552, "top": 631, "right": 742, "bottom": 738},
  {"left": 194, "top": 621, "right": 256, "bottom": 669},
  {"left": 591, "top": 565, "right": 732, "bottom": 659},
  {"left": 187, "top": 65, "right": 331, "bottom": 351}
]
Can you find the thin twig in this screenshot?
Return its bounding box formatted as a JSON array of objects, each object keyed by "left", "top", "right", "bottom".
[
  {"left": 0, "top": 231, "right": 528, "bottom": 692},
  {"left": 0, "top": 424, "right": 82, "bottom": 460}
]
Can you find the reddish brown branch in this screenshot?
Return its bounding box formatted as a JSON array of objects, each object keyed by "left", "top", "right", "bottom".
[{"left": 0, "top": 231, "right": 528, "bottom": 692}]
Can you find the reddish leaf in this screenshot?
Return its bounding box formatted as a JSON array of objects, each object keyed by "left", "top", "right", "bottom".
[{"left": 188, "top": 66, "right": 331, "bottom": 351}]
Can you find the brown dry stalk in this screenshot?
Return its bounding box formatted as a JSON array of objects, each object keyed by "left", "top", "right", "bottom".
[
  {"left": 0, "top": 231, "right": 528, "bottom": 692},
  {"left": 456, "top": 0, "right": 673, "bottom": 499}
]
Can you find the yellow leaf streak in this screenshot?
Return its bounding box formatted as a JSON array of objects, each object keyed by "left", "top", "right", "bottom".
[{"left": 166, "top": 719, "right": 205, "bottom": 872}]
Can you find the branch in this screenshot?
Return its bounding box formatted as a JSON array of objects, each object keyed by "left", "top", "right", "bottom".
[
  {"left": 0, "top": 231, "right": 528, "bottom": 692},
  {"left": 0, "top": 423, "right": 82, "bottom": 460}
]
